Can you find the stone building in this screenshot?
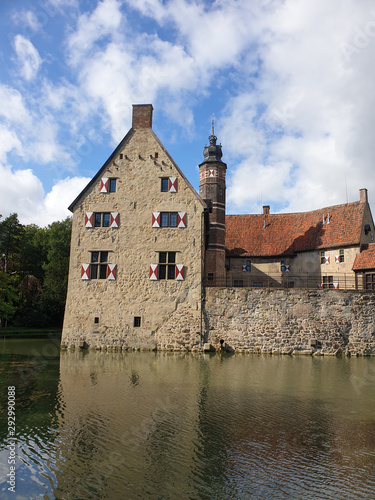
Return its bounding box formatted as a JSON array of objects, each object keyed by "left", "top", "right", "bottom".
[
  {"left": 62, "top": 105, "right": 207, "bottom": 350},
  {"left": 62, "top": 103, "right": 375, "bottom": 350}
]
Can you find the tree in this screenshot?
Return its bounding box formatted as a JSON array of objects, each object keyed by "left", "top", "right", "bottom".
[
  {"left": 0, "top": 272, "right": 18, "bottom": 326},
  {"left": 0, "top": 214, "right": 24, "bottom": 273},
  {"left": 41, "top": 217, "right": 72, "bottom": 326}
]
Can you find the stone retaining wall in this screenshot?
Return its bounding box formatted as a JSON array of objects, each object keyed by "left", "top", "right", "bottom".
[{"left": 204, "top": 288, "right": 375, "bottom": 355}]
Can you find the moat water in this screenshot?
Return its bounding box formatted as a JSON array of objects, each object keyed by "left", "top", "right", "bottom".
[{"left": 1, "top": 338, "right": 375, "bottom": 499}]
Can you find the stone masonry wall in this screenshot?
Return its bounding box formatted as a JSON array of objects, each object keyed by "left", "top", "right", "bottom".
[{"left": 204, "top": 288, "right": 375, "bottom": 355}]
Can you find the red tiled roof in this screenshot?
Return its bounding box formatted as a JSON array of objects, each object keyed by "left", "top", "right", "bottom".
[
  {"left": 353, "top": 244, "right": 375, "bottom": 271},
  {"left": 226, "top": 201, "right": 365, "bottom": 257}
]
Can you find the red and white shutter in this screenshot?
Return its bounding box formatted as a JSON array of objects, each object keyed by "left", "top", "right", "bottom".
[
  {"left": 149, "top": 264, "right": 158, "bottom": 280},
  {"left": 242, "top": 265, "right": 246, "bottom": 272},
  {"left": 325, "top": 256, "right": 330, "bottom": 264},
  {"left": 333, "top": 282, "right": 339, "bottom": 289},
  {"left": 85, "top": 212, "right": 94, "bottom": 228},
  {"left": 285, "top": 264, "right": 290, "bottom": 272},
  {"left": 168, "top": 177, "right": 177, "bottom": 193},
  {"left": 335, "top": 255, "right": 340, "bottom": 264},
  {"left": 175, "top": 264, "right": 185, "bottom": 281},
  {"left": 209, "top": 169, "right": 215, "bottom": 177},
  {"left": 177, "top": 212, "right": 186, "bottom": 228},
  {"left": 100, "top": 178, "right": 109, "bottom": 193},
  {"left": 152, "top": 212, "right": 161, "bottom": 228},
  {"left": 81, "top": 264, "right": 90, "bottom": 280},
  {"left": 107, "top": 264, "right": 117, "bottom": 280},
  {"left": 110, "top": 212, "right": 119, "bottom": 228}
]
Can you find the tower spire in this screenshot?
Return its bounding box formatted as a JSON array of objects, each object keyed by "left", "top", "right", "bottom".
[{"left": 209, "top": 113, "right": 217, "bottom": 145}]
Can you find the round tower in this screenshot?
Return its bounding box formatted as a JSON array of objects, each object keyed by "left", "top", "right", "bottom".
[{"left": 199, "top": 120, "right": 227, "bottom": 284}]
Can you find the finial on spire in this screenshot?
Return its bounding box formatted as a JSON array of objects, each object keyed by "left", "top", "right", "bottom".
[{"left": 209, "top": 113, "right": 217, "bottom": 145}]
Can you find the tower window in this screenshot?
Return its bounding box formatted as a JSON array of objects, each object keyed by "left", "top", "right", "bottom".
[{"left": 161, "top": 178, "right": 169, "bottom": 192}]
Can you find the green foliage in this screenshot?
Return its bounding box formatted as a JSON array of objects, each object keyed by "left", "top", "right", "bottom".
[
  {"left": 0, "top": 214, "right": 72, "bottom": 329},
  {"left": 0, "top": 272, "right": 19, "bottom": 325}
]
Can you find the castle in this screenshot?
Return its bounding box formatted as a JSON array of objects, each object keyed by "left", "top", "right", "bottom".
[{"left": 61, "top": 104, "right": 375, "bottom": 351}]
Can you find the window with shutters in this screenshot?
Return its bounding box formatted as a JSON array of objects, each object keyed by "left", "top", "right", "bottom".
[
  {"left": 158, "top": 252, "right": 176, "bottom": 280},
  {"left": 86, "top": 212, "right": 119, "bottom": 228},
  {"left": 100, "top": 178, "right": 117, "bottom": 193},
  {"left": 160, "top": 177, "right": 177, "bottom": 193},
  {"left": 152, "top": 212, "right": 186, "bottom": 228},
  {"left": 90, "top": 251, "right": 109, "bottom": 280}
]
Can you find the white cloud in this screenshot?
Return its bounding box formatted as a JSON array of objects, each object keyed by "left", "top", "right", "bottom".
[
  {"left": 14, "top": 35, "right": 42, "bottom": 80},
  {"left": 223, "top": 0, "right": 375, "bottom": 215},
  {"left": 0, "top": 125, "right": 22, "bottom": 163},
  {"left": 67, "top": 0, "right": 123, "bottom": 67},
  {"left": 0, "top": 164, "right": 90, "bottom": 226}
]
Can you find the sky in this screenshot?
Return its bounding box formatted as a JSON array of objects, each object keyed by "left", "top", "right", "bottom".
[{"left": 0, "top": 0, "right": 375, "bottom": 227}]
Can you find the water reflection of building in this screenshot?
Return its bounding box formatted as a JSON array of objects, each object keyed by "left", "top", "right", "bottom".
[{"left": 53, "top": 352, "right": 375, "bottom": 499}]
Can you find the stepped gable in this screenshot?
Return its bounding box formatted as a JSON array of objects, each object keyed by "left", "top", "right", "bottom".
[
  {"left": 226, "top": 201, "right": 366, "bottom": 258},
  {"left": 353, "top": 243, "right": 375, "bottom": 270}
]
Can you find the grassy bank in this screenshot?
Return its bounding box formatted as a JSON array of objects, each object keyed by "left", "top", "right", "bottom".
[{"left": 0, "top": 328, "right": 61, "bottom": 339}]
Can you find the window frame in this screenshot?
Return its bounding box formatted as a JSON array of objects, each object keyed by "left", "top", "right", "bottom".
[
  {"left": 158, "top": 251, "right": 176, "bottom": 280},
  {"left": 161, "top": 178, "right": 169, "bottom": 192},
  {"left": 160, "top": 212, "right": 178, "bottom": 227},
  {"left": 109, "top": 179, "right": 117, "bottom": 192},
  {"left": 90, "top": 251, "right": 109, "bottom": 280}
]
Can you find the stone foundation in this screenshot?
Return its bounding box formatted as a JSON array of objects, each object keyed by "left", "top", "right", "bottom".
[
  {"left": 61, "top": 288, "right": 375, "bottom": 356},
  {"left": 205, "top": 288, "right": 375, "bottom": 356}
]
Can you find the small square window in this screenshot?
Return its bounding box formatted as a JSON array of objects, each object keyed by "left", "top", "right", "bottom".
[
  {"left": 207, "top": 273, "right": 214, "bottom": 281},
  {"left": 161, "top": 178, "right": 169, "bottom": 192},
  {"left": 94, "top": 317, "right": 99, "bottom": 324},
  {"left": 134, "top": 317, "right": 141, "bottom": 327},
  {"left": 109, "top": 179, "right": 117, "bottom": 192}
]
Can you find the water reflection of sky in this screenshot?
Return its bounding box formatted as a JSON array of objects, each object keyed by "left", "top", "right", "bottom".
[{"left": 1, "top": 341, "right": 375, "bottom": 499}]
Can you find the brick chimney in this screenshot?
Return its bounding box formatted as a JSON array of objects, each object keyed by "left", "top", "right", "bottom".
[
  {"left": 263, "top": 205, "right": 270, "bottom": 215},
  {"left": 359, "top": 188, "right": 368, "bottom": 203},
  {"left": 132, "top": 104, "right": 153, "bottom": 129}
]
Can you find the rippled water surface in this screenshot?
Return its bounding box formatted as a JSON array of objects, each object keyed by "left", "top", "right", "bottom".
[{"left": 1, "top": 339, "right": 375, "bottom": 499}]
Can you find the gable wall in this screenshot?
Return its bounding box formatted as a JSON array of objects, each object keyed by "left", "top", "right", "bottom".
[{"left": 62, "top": 129, "right": 204, "bottom": 349}]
